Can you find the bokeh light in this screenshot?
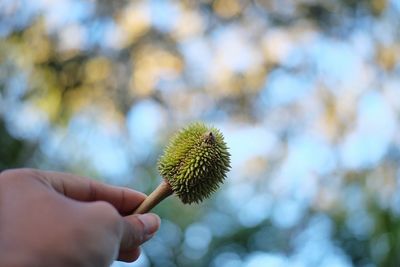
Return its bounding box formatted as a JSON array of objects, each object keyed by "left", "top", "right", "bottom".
[{"left": 1, "top": 0, "right": 400, "bottom": 266}]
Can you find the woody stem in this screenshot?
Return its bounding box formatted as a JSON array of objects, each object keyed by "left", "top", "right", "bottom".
[{"left": 133, "top": 180, "right": 173, "bottom": 214}]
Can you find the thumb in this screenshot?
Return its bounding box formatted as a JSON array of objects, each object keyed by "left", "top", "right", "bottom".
[{"left": 119, "top": 213, "right": 160, "bottom": 252}]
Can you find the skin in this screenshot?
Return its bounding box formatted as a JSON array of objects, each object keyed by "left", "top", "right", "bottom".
[{"left": 0, "top": 168, "right": 160, "bottom": 267}]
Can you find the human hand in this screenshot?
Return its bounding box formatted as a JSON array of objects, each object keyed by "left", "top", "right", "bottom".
[{"left": 0, "top": 168, "right": 160, "bottom": 267}]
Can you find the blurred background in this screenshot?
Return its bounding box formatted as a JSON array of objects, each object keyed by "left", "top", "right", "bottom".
[{"left": 1, "top": 0, "right": 400, "bottom": 266}]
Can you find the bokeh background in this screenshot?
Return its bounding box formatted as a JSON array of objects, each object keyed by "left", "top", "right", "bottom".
[{"left": 1, "top": 0, "right": 400, "bottom": 266}]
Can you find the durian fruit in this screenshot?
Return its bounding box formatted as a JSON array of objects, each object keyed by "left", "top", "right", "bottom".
[{"left": 134, "top": 122, "right": 231, "bottom": 214}]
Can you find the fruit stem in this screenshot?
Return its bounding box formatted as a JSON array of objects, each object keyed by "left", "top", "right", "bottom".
[{"left": 133, "top": 180, "right": 173, "bottom": 214}]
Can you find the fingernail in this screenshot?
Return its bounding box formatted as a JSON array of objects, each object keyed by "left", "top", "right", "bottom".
[{"left": 137, "top": 214, "right": 160, "bottom": 239}]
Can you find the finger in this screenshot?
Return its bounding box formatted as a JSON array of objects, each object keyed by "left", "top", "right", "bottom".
[
  {"left": 117, "top": 248, "right": 141, "bottom": 262},
  {"left": 119, "top": 214, "right": 160, "bottom": 251},
  {"left": 37, "top": 170, "right": 146, "bottom": 215}
]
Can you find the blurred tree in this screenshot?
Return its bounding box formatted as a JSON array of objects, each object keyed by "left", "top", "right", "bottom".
[{"left": 1, "top": 0, "right": 400, "bottom": 267}]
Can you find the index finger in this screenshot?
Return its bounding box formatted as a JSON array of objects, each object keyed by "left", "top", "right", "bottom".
[{"left": 36, "top": 170, "right": 146, "bottom": 215}]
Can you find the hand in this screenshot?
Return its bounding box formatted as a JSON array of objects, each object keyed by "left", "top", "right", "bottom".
[{"left": 0, "top": 168, "right": 160, "bottom": 267}]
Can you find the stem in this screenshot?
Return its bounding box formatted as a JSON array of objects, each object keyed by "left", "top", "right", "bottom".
[{"left": 133, "top": 180, "right": 173, "bottom": 214}]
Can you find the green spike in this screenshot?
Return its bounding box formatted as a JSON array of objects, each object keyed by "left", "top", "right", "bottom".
[{"left": 158, "top": 122, "right": 231, "bottom": 204}]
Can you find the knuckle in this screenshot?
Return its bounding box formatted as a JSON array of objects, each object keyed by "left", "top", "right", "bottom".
[
  {"left": 129, "top": 216, "right": 146, "bottom": 243},
  {"left": 120, "top": 216, "right": 146, "bottom": 250},
  {"left": 1, "top": 168, "right": 38, "bottom": 176},
  {"left": 0, "top": 169, "right": 15, "bottom": 179},
  {"left": 132, "top": 216, "right": 146, "bottom": 235},
  {"left": 0, "top": 168, "right": 41, "bottom": 185},
  {"left": 0, "top": 169, "right": 23, "bottom": 179}
]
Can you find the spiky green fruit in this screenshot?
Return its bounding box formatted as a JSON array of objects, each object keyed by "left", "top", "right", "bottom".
[{"left": 158, "top": 122, "right": 231, "bottom": 204}]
